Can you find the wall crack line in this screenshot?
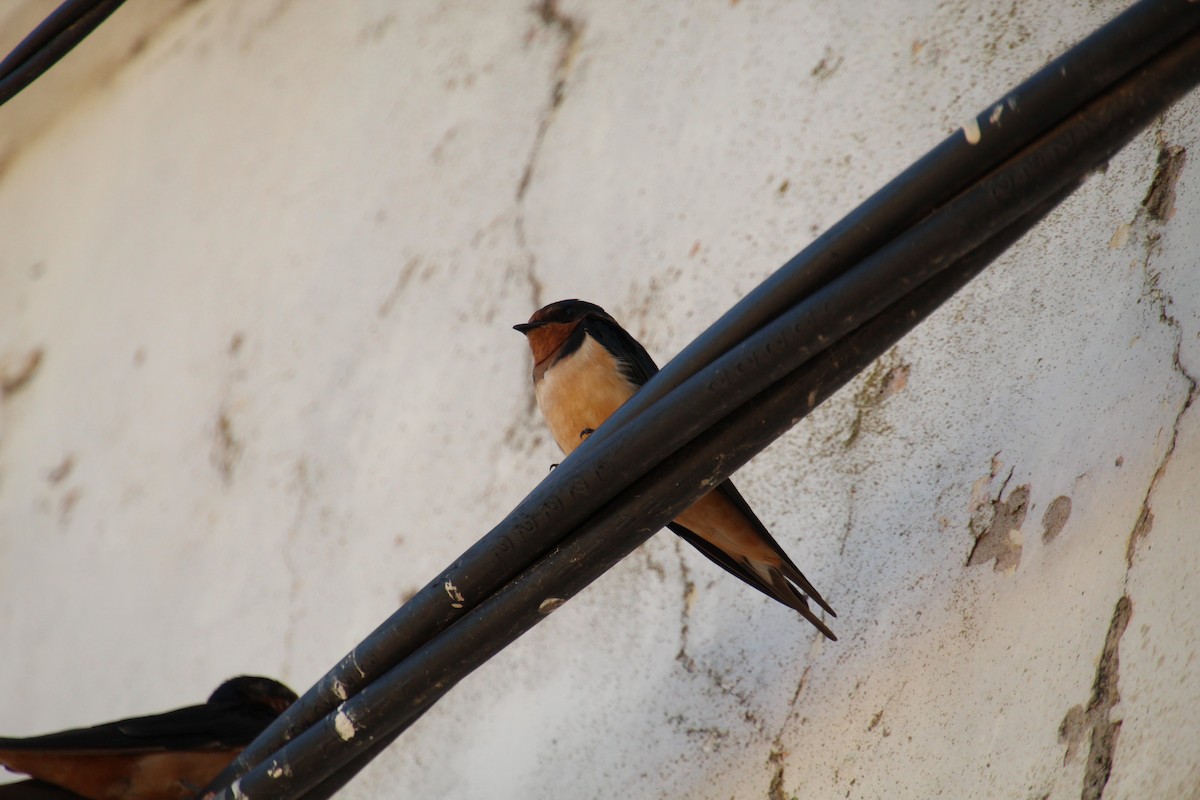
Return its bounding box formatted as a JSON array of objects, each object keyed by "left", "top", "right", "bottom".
[
  {"left": 512, "top": 0, "right": 584, "bottom": 317},
  {"left": 1067, "top": 135, "right": 1194, "bottom": 800},
  {"left": 1125, "top": 138, "right": 1196, "bottom": 567}
]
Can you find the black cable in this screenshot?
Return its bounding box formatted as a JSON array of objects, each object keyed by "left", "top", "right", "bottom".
[
  {"left": 289, "top": 176, "right": 1084, "bottom": 800},
  {"left": 212, "top": 17, "right": 1200, "bottom": 800},
  {"left": 0, "top": 0, "right": 108, "bottom": 76},
  {"left": 0, "top": 0, "right": 127, "bottom": 107},
  {"left": 204, "top": 2, "right": 1200, "bottom": 795},
  {"left": 231, "top": 180, "right": 1087, "bottom": 800},
  {"left": 585, "top": 0, "right": 1200, "bottom": 441}
]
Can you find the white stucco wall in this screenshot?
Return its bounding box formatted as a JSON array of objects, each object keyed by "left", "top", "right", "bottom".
[{"left": 1, "top": 2, "right": 1197, "bottom": 799}]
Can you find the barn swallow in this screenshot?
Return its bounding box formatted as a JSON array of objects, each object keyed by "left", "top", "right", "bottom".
[
  {"left": 0, "top": 676, "right": 296, "bottom": 800},
  {"left": 514, "top": 299, "right": 836, "bottom": 639}
]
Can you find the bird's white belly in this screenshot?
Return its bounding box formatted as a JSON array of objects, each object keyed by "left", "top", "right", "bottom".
[{"left": 535, "top": 336, "right": 638, "bottom": 455}]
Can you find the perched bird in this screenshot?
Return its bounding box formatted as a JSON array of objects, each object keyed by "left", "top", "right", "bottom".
[
  {"left": 0, "top": 676, "right": 296, "bottom": 800},
  {"left": 515, "top": 299, "right": 836, "bottom": 639}
]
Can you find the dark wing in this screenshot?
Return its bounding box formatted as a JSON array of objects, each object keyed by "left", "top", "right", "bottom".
[
  {"left": 0, "top": 780, "right": 89, "bottom": 800},
  {"left": 714, "top": 479, "right": 834, "bottom": 616},
  {"left": 669, "top": 479, "right": 836, "bottom": 640},
  {"left": 584, "top": 312, "right": 836, "bottom": 638},
  {"left": 582, "top": 315, "right": 660, "bottom": 387},
  {"left": 0, "top": 701, "right": 278, "bottom": 754}
]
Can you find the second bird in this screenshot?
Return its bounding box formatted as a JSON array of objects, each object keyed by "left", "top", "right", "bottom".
[
  {"left": 514, "top": 299, "right": 836, "bottom": 640},
  {"left": 0, "top": 676, "right": 297, "bottom": 800}
]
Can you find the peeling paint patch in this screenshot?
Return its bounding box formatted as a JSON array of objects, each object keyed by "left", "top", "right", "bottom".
[
  {"left": 879, "top": 363, "right": 910, "bottom": 398},
  {"left": 961, "top": 118, "right": 981, "bottom": 145},
  {"left": 966, "top": 482, "right": 1028, "bottom": 573},
  {"left": 331, "top": 679, "right": 348, "bottom": 701},
  {"left": 1108, "top": 223, "right": 1131, "bottom": 249},
  {"left": 538, "top": 597, "right": 565, "bottom": 614},
  {"left": 334, "top": 708, "right": 356, "bottom": 740},
  {"left": 1058, "top": 703, "right": 1087, "bottom": 764},
  {"left": 444, "top": 579, "right": 466, "bottom": 608},
  {"left": 0, "top": 348, "right": 43, "bottom": 395},
  {"left": 1057, "top": 600, "right": 1132, "bottom": 792},
  {"left": 967, "top": 470, "right": 997, "bottom": 520},
  {"left": 1141, "top": 144, "right": 1187, "bottom": 222},
  {"left": 1042, "top": 495, "right": 1072, "bottom": 543}
]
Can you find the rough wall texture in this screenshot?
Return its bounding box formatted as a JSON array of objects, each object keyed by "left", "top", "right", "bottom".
[{"left": 0, "top": 2, "right": 1197, "bottom": 799}]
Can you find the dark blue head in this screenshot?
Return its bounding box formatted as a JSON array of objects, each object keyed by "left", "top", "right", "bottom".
[
  {"left": 512, "top": 299, "right": 613, "bottom": 333},
  {"left": 207, "top": 676, "right": 297, "bottom": 715}
]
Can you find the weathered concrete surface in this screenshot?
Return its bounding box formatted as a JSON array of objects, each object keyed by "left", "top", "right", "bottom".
[{"left": 0, "top": 2, "right": 1196, "bottom": 799}]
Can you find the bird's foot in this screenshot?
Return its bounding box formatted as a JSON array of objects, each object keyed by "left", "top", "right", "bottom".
[{"left": 579, "top": 427, "right": 595, "bottom": 441}]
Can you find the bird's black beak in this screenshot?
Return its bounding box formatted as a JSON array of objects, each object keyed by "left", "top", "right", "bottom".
[{"left": 513, "top": 322, "right": 543, "bottom": 334}]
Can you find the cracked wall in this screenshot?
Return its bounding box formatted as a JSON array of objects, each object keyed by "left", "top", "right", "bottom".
[{"left": 0, "top": 2, "right": 1198, "bottom": 800}]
